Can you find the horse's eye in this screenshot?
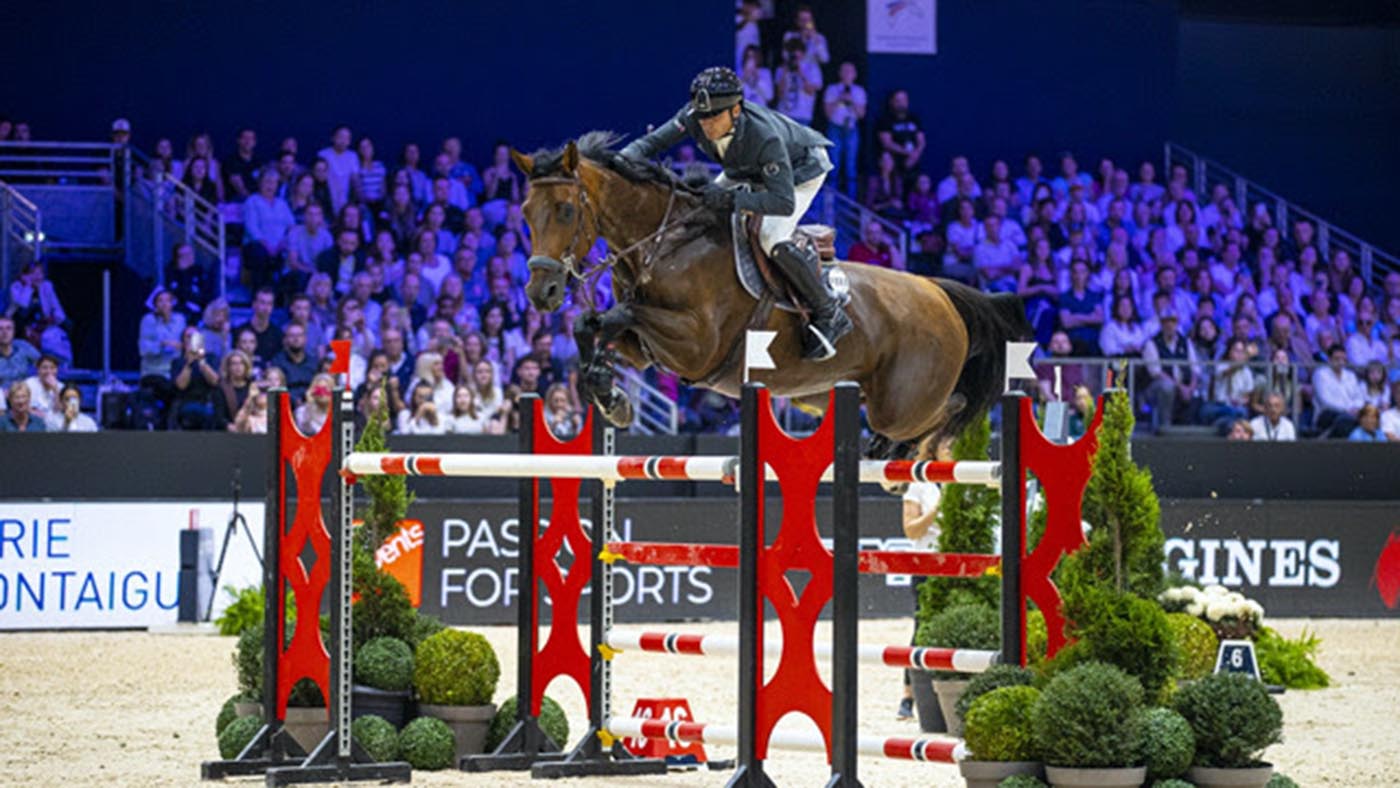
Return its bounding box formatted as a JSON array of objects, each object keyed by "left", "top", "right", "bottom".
[{"left": 557, "top": 203, "right": 575, "bottom": 222}]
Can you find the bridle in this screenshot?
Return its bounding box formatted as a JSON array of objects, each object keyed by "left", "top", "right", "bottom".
[{"left": 526, "top": 169, "right": 702, "bottom": 287}]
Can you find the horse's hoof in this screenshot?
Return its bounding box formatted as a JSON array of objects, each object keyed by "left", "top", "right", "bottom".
[{"left": 600, "top": 389, "right": 635, "bottom": 429}]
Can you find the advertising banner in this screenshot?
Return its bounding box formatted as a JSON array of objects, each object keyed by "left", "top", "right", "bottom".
[
  {"left": 0, "top": 502, "right": 264, "bottom": 629},
  {"left": 867, "top": 0, "right": 937, "bottom": 55},
  {"left": 415, "top": 497, "right": 922, "bottom": 626}
]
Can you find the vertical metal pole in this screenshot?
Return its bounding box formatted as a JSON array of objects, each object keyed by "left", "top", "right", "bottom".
[
  {"left": 219, "top": 215, "right": 228, "bottom": 300},
  {"left": 999, "top": 394, "right": 1025, "bottom": 667},
  {"left": 1, "top": 187, "right": 10, "bottom": 287},
  {"left": 263, "top": 390, "right": 286, "bottom": 726},
  {"left": 732, "top": 384, "right": 767, "bottom": 786},
  {"left": 515, "top": 394, "right": 540, "bottom": 726},
  {"left": 330, "top": 389, "right": 354, "bottom": 760},
  {"left": 826, "top": 383, "right": 860, "bottom": 788},
  {"left": 122, "top": 145, "right": 132, "bottom": 263},
  {"left": 102, "top": 270, "right": 111, "bottom": 380},
  {"left": 584, "top": 415, "right": 607, "bottom": 755}
]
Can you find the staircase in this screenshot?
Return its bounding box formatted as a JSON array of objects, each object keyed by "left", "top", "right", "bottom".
[{"left": 0, "top": 178, "right": 43, "bottom": 282}]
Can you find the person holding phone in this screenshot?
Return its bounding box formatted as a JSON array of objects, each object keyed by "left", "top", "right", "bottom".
[
  {"left": 172, "top": 326, "right": 219, "bottom": 430},
  {"left": 46, "top": 384, "right": 97, "bottom": 432}
]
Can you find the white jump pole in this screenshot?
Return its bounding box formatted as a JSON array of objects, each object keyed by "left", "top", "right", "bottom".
[
  {"left": 604, "top": 716, "right": 969, "bottom": 764},
  {"left": 343, "top": 452, "right": 1000, "bottom": 486},
  {"left": 605, "top": 631, "right": 998, "bottom": 673}
]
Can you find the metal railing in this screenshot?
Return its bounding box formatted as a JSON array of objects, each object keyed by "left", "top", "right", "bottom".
[
  {"left": 1165, "top": 142, "right": 1400, "bottom": 287},
  {"left": 1029, "top": 354, "right": 1376, "bottom": 436},
  {"left": 0, "top": 140, "right": 123, "bottom": 184},
  {"left": 617, "top": 366, "right": 680, "bottom": 435},
  {"left": 0, "top": 179, "right": 43, "bottom": 285},
  {"left": 819, "top": 187, "right": 909, "bottom": 264}
]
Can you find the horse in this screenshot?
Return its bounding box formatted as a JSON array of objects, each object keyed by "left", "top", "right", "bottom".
[{"left": 509, "top": 132, "right": 1029, "bottom": 456}]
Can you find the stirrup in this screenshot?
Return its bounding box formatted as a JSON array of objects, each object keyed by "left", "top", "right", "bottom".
[{"left": 802, "top": 324, "right": 839, "bottom": 362}]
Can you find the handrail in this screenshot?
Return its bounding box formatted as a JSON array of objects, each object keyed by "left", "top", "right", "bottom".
[
  {"left": 0, "top": 178, "right": 43, "bottom": 283},
  {"left": 0, "top": 140, "right": 126, "bottom": 185},
  {"left": 617, "top": 366, "right": 680, "bottom": 435},
  {"left": 1165, "top": 142, "right": 1400, "bottom": 287},
  {"left": 821, "top": 187, "right": 909, "bottom": 264}
]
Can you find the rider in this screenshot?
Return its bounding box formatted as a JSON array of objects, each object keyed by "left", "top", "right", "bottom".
[{"left": 621, "top": 66, "right": 854, "bottom": 362}]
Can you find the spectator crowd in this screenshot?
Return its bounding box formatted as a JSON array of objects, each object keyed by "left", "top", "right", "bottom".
[{"left": 4, "top": 8, "right": 1400, "bottom": 441}]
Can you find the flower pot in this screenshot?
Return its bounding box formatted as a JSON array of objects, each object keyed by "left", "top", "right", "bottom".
[
  {"left": 352, "top": 685, "right": 411, "bottom": 729},
  {"left": 1044, "top": 766, "right": 1148, "bottom": 788},
  {"left": 909, "top": 669, "right": 947, "bottom": 733},
  {"left": 931, "top": 678, "right": 970, "bottom": 737},
  {"left": 282, "top": 706, "right": 330, "bottom": 754},
  {"left": 1188, "top": 764, "right": 1274, "bottom": 788},
  {"left": 418, "top": 703, "right": 496, "bottom": 762},
  {"left": 959, "top": 759, "right": 1044, "bottom": 788}
]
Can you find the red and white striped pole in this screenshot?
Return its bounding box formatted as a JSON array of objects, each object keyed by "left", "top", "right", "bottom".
[
  {"left": 605, "top": 631, "right": 998, "bottom": 673},
  {"left": 604, "top": 716, "right": 968, "bottom": 764},
  {"left": 342, "top": 452, "right": 1000, "bottom": 487}
]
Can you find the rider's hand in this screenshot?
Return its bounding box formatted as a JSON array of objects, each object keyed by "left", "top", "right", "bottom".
[{"left": 702, "top": 184, "right": 736, "bottom": 212}]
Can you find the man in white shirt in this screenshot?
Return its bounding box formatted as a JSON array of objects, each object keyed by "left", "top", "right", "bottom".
[
  {"left": 773, "top": 38, "right": 823, "bottom": 124},
  {"left": 937, "top": 156, "right": 982, "bottom": 205},
  {"left": 1381, "top": 381, "right": 1400, "bottom": 441},
  {"left": 821, "top": 62, "right": 867, "bottom": 199},
  {"left": 1345, "top": 304, "right": 1388, "bottom": 367},
  {"left": 317, "top": 125, "right": 359, "bottom": 213},
  {"left": 1249, "top": 391, "right": 1296, "bottom": 442},
  {"left": 972, "top": 215, "right": 1019, "bottom": 292},
  {"left": 1312, "top": 344, "right": 1365, "bottom": 437}
]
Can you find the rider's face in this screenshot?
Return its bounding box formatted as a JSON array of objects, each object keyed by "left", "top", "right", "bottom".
[{"left": 698, "top": 106, "right": 739, "bottom": 141}]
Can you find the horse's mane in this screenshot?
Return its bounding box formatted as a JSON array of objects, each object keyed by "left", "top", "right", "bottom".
[{"left": 531, "top": 130, "right": 706, "bottom": 194}]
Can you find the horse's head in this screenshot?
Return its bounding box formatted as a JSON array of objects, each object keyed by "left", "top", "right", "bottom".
[{"left": 511, "top": 141, "right": 600, "bottom": 313}]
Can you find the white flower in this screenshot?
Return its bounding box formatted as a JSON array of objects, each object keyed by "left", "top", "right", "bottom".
[
  {"left": 1203, "top": 584, "right": 1230, "bottom": 598},
  {"left": 1205, "top": 600, "right": 1234, "bottom": 622},
  {"left": 1186, "top": 601, "right": 1205, "bottom": 617}
]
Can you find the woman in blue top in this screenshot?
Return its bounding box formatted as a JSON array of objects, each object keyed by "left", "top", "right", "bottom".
[{"left": 1348, "top": 404, "right": 1386, "bottom": 442}]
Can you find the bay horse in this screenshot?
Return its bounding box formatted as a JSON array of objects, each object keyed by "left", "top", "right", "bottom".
[{"left": 510, "top": 132, "right": 1029, "bottom": 454}]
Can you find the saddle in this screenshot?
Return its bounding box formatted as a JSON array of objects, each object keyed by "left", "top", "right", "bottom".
[{"left": 733, "top": 213, "right": 849, "bottom": 314}]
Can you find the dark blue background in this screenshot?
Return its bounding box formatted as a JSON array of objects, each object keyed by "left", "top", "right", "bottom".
[{"left": 1, "top": 0, "right": 1395, "bottom": 250}]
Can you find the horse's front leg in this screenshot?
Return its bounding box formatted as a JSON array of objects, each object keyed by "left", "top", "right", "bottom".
[{"left": 577, "top": 304, "right": 638, "bottom": 428}]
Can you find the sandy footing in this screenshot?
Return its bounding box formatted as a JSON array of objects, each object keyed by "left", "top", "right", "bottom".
[{"left": 0, "top": 617, "right": 1393, "bottom": 787}]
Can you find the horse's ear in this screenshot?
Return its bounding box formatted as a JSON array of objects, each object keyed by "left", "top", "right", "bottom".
[
  {"left": 510, "top": 149, "right": 533, "bottom": 177},
  {"left": 563, "top": 141, "right": 580, "bottom": 174}
]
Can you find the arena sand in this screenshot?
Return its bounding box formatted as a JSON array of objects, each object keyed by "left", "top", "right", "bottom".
[{"left": 0, "top": 618, "right": 1394, "bottom": 787}]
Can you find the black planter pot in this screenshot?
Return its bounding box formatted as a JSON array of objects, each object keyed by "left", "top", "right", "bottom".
[
  {"left": 909, "top": 669, "right": 947, "bottom": 733},
  {"left": 351, "top": 685, "right": 411, "bottom": 729}
]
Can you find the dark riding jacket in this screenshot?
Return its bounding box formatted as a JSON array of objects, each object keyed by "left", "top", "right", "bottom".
[{"left": 621, "top": 102, "right": 832, "bottom": 217}]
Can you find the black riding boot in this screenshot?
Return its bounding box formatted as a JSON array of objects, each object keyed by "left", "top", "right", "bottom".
[{"left": 771, "top": 241, "right": 853, "bottom": 361}]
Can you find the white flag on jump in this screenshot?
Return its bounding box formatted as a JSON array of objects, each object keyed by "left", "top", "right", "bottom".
[
  {"left": 744, "top": 330, "right": 777, "bottom": 383},
  {"left": 1004, "top": 341, "right": 1038, "bottom": 392}
]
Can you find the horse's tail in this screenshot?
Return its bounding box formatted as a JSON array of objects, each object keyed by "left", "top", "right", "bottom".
[{"left": 936, "top": 278, "right": 1034, "bottom": 440}]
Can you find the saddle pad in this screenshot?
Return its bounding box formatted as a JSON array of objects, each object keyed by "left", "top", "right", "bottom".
[{"left": 731, "top": 213, "right": 851, "bottom": 313}]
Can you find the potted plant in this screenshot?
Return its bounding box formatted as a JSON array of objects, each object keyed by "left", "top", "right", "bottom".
[
  {"left": 351, "top": 714, "right": 402, "bottom": 763},
  {"left": 1174, "top": 673, "right": 1283, "bottom": 788},
  {"left": 1164, "top": 611, "right": 1219, "bottom": 682},
  {"left": 414, "top": 628, "right": 501, "bottom": 762},
  {"left": 399, "top": 715, "right": 456, "bottom": 770},
  {"left": 915, "top": 601, "right": 1000, "bottom": 736},
  {"left": 959, "top": 685, "right": 1044, "bottom": 787},
  {"left": 353, "top": 636, "right": 415, "bottom": 728},
  {"left": 1030, "top": 662, "right": 1146, "bottom": 788},
  {"left": 486, "top": 696, "right": 570, "bottom": 752},
  {"left": 1137, "top": 707, "right": 1195, "bottom": 783},
  {"left": 954, "top": 664, "right": 1034, "bottom": 723}
]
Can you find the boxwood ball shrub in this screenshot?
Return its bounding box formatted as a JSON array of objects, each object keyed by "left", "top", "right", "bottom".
[
  {"left": 1166, "top": 612, "right": 1218, "bottom": 680},
  {"left": 1031, "top": 662, "right": 1144, "bottom": 768},
  {"left": 486, "top": 696, "right": 569, "bottom": 752},
  {"left": 216, "top": 693, "right": 241, "bottom": 736},
  {"left": 915, "top": 602, "right": 999, "bottom": 678},
  {"left": 414, "top": 629, "right": 501, "bottom": 706},
  {"left": 1137, "top": 707, "right": 1195, "bottom": 780},
  {"left": 1265, "top": 774, "right": 1300, "bottom": 788},
  {"left": 407, "top": 612, "right": 446, "bottom": 651},
  {"left": 964, "top": 686, "right": 1041, "bottom": 762},
  {"left": 955, "top": 664, "right": 1036, "bottom": 722},
  {"left": 351, "top": 714, "right": 401, "bottom": 762},
  {"left": 996, "top": 776, "right": 1048, "bottom": 788},
  {"left": 354, "top": 637, "right": 415, "bottom": 692},
  {"left": 1173, "top": 672, "right": 1283, "bottom": 768},
  {"left": 399, "top": 716, "right": 456, "bottom": 770},
  {"left": 1149, "top": 781, "right": 1195, "bottom": 788},
  {"left": 218, "top": 715, "right": 263, "bottom": 759}
]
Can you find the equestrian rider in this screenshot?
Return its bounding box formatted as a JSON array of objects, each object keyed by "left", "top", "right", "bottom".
[{"left": 621, "top": 66, "right": 854, "bottom": 361}]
